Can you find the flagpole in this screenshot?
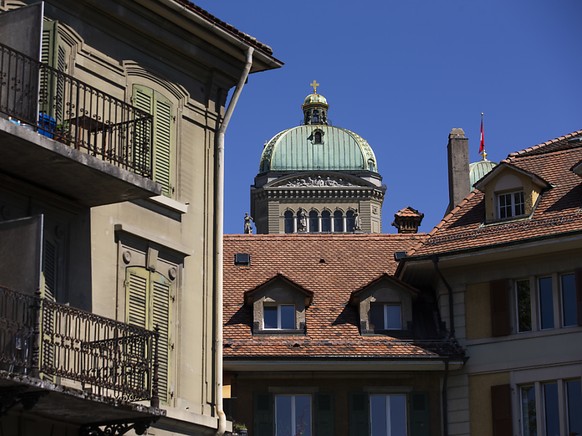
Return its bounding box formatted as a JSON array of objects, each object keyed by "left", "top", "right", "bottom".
[{"left": 480, "top": 112, "right": 488, "bottom": 161}]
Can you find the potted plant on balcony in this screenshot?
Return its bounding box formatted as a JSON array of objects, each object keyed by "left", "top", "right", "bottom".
[
  {"left": 232, "top": 422, "right": 247, "bottom": 436},
  {"left": 54, "top": 121, "right": 69, "bottom": 143}
]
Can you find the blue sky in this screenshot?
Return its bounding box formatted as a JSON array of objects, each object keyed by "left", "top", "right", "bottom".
[{"left": 193, "top": 0, "right": 582, "bottom": 235}]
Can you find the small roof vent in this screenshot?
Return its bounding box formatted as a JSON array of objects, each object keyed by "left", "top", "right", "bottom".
[{"left": 234, "top": 253, "right": 251, "bottom": 266}]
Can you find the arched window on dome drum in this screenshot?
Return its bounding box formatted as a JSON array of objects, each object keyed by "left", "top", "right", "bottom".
[
  {"left": 321, "top": 211, "right": 331, "bottom": 232},
  {"left": 346, "top": 210, "right": 355, "bottom": 232},
  {"left": 284, "top": 210, "right": 294, "bottom": 233},
  {"left": 314, "top": 131, "right": 322, "bottom": 144},
  {"left": 309, "top": 210, "right": 319, "bottom": 233},
  {"left": 312, "top": 110, "right": 320, "bottom": 124},
  {"left": 334, "top": 211, "right": 344, "bottom": 232}
]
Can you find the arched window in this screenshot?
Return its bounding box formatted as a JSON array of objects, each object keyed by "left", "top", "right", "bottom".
[
  {"left": 312, "top": 110, "right": 320, "bottom": 124},
  {"left": 334, "top": 210, "right": 344, "bottom": 232},
  {"left": 314, "top": 131, "right": 322, "bottom": 144},
  {"left": 346, "top": 210, "right": 355, "bottom": 232},
  {"left": 284, "top": 210, "right": 294, "bottom": 233},
  {"left": 321, "top": 210, "right": 331, "bottom": 232},
  {"left": 309, "top": 210, "right": 319, "bottom": 233}
]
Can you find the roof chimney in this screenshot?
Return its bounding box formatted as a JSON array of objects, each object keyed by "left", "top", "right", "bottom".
[
  {"left": 446, "top": 128, "right": 470, "bottom": 213},
  {"left": 392, "top": 207, "right": 424, "bottom": 234}
]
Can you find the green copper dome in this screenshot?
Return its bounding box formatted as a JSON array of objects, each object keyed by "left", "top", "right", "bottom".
[
  {"left": 259, "top": 89, "right": 378, "bottom": 174},
  {"left": 470, "top": 159, "right": 497, "bottom": 187}
]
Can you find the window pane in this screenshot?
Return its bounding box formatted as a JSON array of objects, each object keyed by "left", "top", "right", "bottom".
[
  {"left": 370, "top": 395, "right": 388, "bottom": 436},
  {"left": 284, "top": 211, "right": 294, "bottom": 234},
  {"left": 543, "top": 382, "right": 559, "bottom": 436},
  {"left": 385, "top": 305, "right": 402, "bottom": 330},
  {"left": 521, "top": 385, "right": 537, "bottom": 436},
  {"left": 389, "top": 395, "right": 407, "bottom": 435},
  {"left": 516, "top": 280, "right": 532, "bottom": 332},
  {"left": 370, "top": 303, "right": 384, "bottom": 331},
  {"left": 276, "top": 395, "right": 293, "bottom": 436},
  {"left": 264, "top": 306, "right": 278, "bottom": 329},
  {"left": 294, "top": 395, "right": 312, "bottom": 436},
  {"left": 333, "top": 211, "right": 344, "bottom": 232},
  {"left": 514, "top": 191, "right": 525, "bottom": 216},
  {"left": 538, "top": 277, "right": 554, "bottom": 329},
  {"left": 309, "top": 211, "right": 319, "bottom": 233},
  {"left": 561, "top": 273, "right": 577, "bottom": 327},
  {"left": 280, "top": 305, "right": 295, "bottom": 329},
  {"left": 499, "top": 193, "right": 510, "bottom": 219},
  {"left": 321, "top": 211, "right": 331, "bottom": 232},
  {"left": 567, "top": 380, "right": 582, "bottom": 436}
]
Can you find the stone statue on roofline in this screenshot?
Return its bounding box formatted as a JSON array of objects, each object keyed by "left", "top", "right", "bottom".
[
  {"left": 297, "top": 208, "right": 307, "bottom": 232},
  {"left": 243, "top": 213, "right": 254, "bottom": 234}
]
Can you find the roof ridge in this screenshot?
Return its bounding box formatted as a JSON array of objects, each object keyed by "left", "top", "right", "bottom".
[
  {"left": 507, "top": 129, "right": 582, "bottom": 160},
  {"left": 406, "top": 191, "right": 479, "bottom": 257}
]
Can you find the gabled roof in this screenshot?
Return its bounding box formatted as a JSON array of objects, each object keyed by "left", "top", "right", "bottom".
[
  {"left": 473, "top": 161, "right": 550, "bottom": 192},
  {"left": 348, "top": 273, "right": 419, "bottom": 305},
  {"left": 223, "top": 234, "right": 463, "bottom": 362},
  {"left": 244, "top": 273, "right": 314, "bottom": 306},
  {"left": 407, "top": 129, "right": 582, "bottom": 258}
]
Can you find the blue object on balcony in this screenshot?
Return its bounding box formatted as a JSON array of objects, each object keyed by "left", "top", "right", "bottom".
[{"left": 38, "top": 113, "right": 55, "bottom": 138}]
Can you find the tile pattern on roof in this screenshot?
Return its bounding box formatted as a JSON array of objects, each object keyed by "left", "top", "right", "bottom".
[
  {"left": 223, "top": 234, "right": 462, "bottom": 360},
  {"left": 409, "top": 130, "right": 582, "bottom": 257}
]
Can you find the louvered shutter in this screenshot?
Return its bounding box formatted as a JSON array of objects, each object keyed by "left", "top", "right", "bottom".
[
  {"left": 315, "top": 393, "right": 334, "bottom": 435},
  {"left": 254, "top": 392, "right": 273, "bottom": 436},
  {"left": 490, "top": 280, "right": 511, "bottom": 336},
  {"left": 42, "top": 239, "right": 57, "bottom": 302},
  {"left": 491, "top": 384, "right": 512, "bottom": 436},
  {"left": 132, "top": 85, "right": 153, "bottom": 175},
  {"left": 575, "top": 269, "right": 582, "bottom": 326},
  {"left": 349, "top": 393, "right": 369, "bottom": 436},
  {"left": 410, "top": 392, "right": 430, "bottom": 436},
  {"left": 40, "top": 20, "right": 57, "bottom": 117},
  {"left": 132, "top": 85, "right": 173, "bottom": 195},
  {"left": 126, "top": 267, "right": 149, "bottom": 329},
  {"left": 151, "top": 271, "right": 171, "bottom": 402},
  {"left": 153, "top": 96, "right": 173, "bottom": 196}
]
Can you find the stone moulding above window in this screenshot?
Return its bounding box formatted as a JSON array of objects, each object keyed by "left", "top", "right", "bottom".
[
  {"left": 474, "top": 162, "right": 550, "bottom": 224},
  {"left": 349, "top": 273, "right": 419, "bottom": 336},
  {"left": 244, "top": 273, "right": 313, "bottom": 335}
]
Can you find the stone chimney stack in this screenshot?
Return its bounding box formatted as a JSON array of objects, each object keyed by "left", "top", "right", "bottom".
[{"left": 446, "top": 128, "right": 470, "bottom": 214}]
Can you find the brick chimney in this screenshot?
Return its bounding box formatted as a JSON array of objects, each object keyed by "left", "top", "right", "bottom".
[{"left": 446, "top": 128, "right": 470, "bottom": 213}]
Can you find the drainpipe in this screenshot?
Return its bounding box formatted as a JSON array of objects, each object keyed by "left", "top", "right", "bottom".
[
  {"left": 442, "top": 359, "right": 450, "bottom": 436},
  {"left": 215, "top": 47, "right": 254, "bottom": 436},
  {"left": 432, "top": 256, "right": 455, "bottom": 339}
]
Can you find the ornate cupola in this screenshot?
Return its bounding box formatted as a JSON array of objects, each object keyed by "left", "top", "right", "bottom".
[
  {"left": 302, "top": 80, "right": 329, "bottom": 125},
  {"left": 250, "top": 82, "right": 386, "bottom": 234}
]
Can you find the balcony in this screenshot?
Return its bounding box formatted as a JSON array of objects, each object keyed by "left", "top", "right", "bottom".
[
  {"left": 0, "top": 42, "right": 161, "bottom": 207},
  {"left": 0, "top": 286, "right": 164, "bottom": 433}
]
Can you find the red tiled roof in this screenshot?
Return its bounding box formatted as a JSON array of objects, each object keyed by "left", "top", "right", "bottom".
[
  {"left": 408, "top": 130, "right": 582, "bottom": 257},
  {"left": 177, "top": 0, "right": 276, "bottom": 56},
  {"left": 223, "top": 233, "right": 462, "bottom": 360}
]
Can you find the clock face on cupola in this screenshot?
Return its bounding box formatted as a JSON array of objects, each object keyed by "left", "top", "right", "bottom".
[{"left": 250, "top": 81, "right": 386, "bottom": 235}]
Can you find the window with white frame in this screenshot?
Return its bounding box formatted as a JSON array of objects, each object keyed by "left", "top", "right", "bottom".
[
  {"left": 275, "top": 394, "right": 312, "bottom": 436},
  {"left": 519, "top": 379, "right": 581, "bottom": 436},
  {"left": 264, "top": 304, "right": 296, "bottom": 330},
  {"left": 369, "top": 394, "right": 407, "bottom": 436},
  {"left": 370, "top": 303, "right": 402, "bottom": 331},
  {"left": 497, "top": 190, "right": 525, "bottom": 219},
  {"left": 514, "top": 273, "right": 578, "bottom": 333}
]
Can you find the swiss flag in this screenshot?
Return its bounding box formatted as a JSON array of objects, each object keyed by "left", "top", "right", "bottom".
[{"left": 479, "top": 116, "right": 485, "bottom": 154}]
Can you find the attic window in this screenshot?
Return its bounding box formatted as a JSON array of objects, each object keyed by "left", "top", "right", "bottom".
[
  {"left": 370, "top": 303, "right": 402, "bottom": 331},
  {"left": 497, "top": 190, "right": 525, "bottom": 219},
  {"left": 234, "top": 253, "right": 251, "bottom": 266}
]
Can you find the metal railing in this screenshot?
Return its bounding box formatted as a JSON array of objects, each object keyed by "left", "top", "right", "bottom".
[
  {"left": 0, "top": 286, "right": 159, "bottom": 405},
  {"left": 0, "top": 42, "right": 153, "bottom": 178}
]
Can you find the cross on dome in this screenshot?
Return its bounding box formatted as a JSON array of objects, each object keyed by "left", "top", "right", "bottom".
[{"left": 310, "top": 80, "right": 319, "bottom": 94}]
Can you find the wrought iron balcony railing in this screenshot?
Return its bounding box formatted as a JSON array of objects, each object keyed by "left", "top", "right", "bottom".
[
  {"left": 0, "top": 286, "right": 159, "bottom": 407},
  {"left": 0, "top": 42, "right": 153, "bottom": 178}
]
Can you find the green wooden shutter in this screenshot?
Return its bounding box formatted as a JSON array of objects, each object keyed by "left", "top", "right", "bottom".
[
  {"left": 153, "top": 95, "right": 173, "bottom": 196},
  {"left": 410, "top": 392, "right": 430, "bottom": 436},
  {"left": 126, "top": 267, "right": 149, "bottom": 329},
  {"left": 491, "top": 384, "right": 512, "bottom": 436},
  {"left": 152, "top": 271, "right": 171, "bottom": 402},
  {"left": 125, "top": 267, "right": 171, "bottom": 403},
  {"left": 349, "top": 393, "right": 369, "bottom": 436},
  {"left": 315, "top": 393, "right": 334, "bottom": 435},
  {"left": 254, "top": 392, "right": 273, "bottom": 436},
  {"left": 132, "top": 85, "right": 173, "bottom": 196},
  {"left": 132, "top": 85, "right": 153, "bottom": 174},
  {"left": 490, "top": 280, "right": 511, "bottom": 337},
  {"left": 575, "top": 269, "right": 582, "bottom": 326}
]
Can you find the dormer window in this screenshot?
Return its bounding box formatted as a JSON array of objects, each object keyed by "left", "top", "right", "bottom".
[
  {"left": 264, "top": 304, "right": 295, "bottom": 329},
  {"left": 370, "top": 303, "right": 402, "bottom": 331},
  {"left": 497, "top": 190, "right": 525, "bottom": 219},
  {"left": 244, "top": 274, "right": 313, "bottom": 334}
]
